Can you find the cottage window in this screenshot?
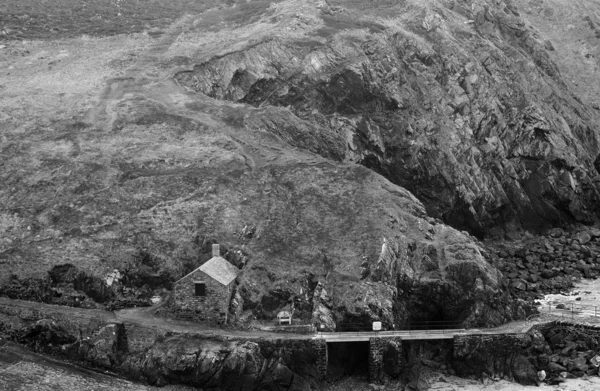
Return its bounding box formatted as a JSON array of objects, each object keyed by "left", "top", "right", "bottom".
[{"left": 195, "top": 282, "right": 206, "bottom": 297}]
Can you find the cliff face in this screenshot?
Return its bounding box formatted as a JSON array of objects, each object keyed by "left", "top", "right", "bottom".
[{"left": 174, "top": 0, "right": 600, "bottom": 238}]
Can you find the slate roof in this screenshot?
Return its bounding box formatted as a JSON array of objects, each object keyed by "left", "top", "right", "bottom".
[
  {"left": 175, "top": 255, "right": 239, "bottom": 286},
  {"left": 198, "top": 256, "right": 239, "bottom": 285}
]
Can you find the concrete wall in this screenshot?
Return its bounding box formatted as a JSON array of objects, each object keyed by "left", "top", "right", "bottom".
[{"left": 171, "top": 269, "right": 233, "bottom": 323}]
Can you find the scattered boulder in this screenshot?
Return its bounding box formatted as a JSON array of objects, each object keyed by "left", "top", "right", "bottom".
[
  {"left": 576, "top": 232, "right": 592, "bottom": 245},
  {"left": 537, "top": 369, "right": 546, "bottom": 381}
]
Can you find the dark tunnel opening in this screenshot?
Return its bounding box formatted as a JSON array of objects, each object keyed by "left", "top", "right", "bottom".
[{"left": 326, "top": 341, "right": 370, "bottom": 381}]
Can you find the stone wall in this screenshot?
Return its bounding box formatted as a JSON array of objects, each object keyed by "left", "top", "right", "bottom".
[
  {"left": 369, "top": 337, "right": 384, "bottom": 383},
  {"left": 170, "top": 269, "right": 234, "bottom": 323},
  {"left": 313, "top": 339, "right": 328, "bottom": 380},
  {"left": 453, "top": 333, "right": 532, "bottom": 358},
  {"left": 272, "top": 324, "right": 316, "bottom": 334},
  {"left": 547, "top": 319, "right": 600, "bottom": 332},
  {"left": 368, "top": 337, "right": 403, "bottom": 383}
]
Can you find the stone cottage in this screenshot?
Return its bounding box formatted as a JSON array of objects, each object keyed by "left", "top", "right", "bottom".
[{"left": 170, "top": 244, "right": 239, "bottom": 323}]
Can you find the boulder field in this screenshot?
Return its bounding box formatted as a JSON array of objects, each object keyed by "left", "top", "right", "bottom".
[{"left": 488, "top": 227, "right": 600, "bottom": 300}]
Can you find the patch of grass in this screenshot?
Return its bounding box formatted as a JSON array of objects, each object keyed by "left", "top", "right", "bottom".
[
  {"left": 222, "top": 106, "right": 247, "bottom": 128},
  {"left": 0, "top": 0, "right": 262, "bottom": 40},
  {"left": 184, "top": 0, "right": 281, "bottom": 32},
  {"left": 326, "top": 0, "right": 407, "bottom": 16},
  {"left": 224, "top": 0, "right": 279, "bottom": 25},
  {"left": 312, "top": 13, "right": 387, "bottom": 38}
]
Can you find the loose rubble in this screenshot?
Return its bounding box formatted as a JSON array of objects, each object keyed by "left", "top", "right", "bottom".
[{"left": 489, "top": 227, "right": 600, "bottom": 302}]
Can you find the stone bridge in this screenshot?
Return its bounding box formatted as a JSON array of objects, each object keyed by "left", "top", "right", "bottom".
[{"left": 311, "top": 328, "right": 532, "bottom": 383}]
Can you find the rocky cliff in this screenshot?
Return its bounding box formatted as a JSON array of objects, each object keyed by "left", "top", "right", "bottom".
[{"left": 173, "top": 0, "right": 600, "bottom": 238}]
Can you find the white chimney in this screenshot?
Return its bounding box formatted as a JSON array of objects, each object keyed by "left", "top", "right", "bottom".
[{"left": 212, "top": 244, "right": 220, "bottom": 257}]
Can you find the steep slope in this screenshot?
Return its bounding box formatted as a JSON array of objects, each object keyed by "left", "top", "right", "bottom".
[
  {"left": 174, "top": 0, "right": 600, "bottom": 238},
  {"left": 514, "top": 0, "right": 600, "bottom": 108}
]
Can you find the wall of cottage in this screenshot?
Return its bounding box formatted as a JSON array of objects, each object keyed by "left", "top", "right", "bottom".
[{"left": 171, "top": 269, "right": 233, "bottom": 323}]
